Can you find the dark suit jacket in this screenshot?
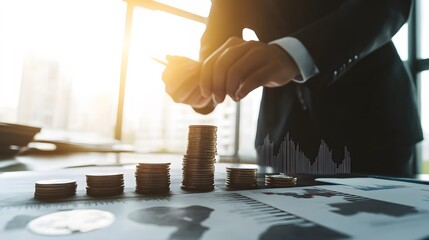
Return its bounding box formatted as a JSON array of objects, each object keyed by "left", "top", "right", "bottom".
[{"left": 199, "top": 0, "right": 423, "bottom": 171}]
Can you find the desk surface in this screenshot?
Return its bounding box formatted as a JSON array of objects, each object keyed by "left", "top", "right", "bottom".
[{"left": 1, "top": 153, "right": 429, "bottom": 240}]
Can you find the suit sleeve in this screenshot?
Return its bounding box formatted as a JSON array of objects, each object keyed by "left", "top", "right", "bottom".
[
  {"left": 199, "top": 0, "right": 244, "bottom": 61},
  {"left": 193, "top": 0, "right": 244, "bottom": 114},
  {"left": 290, "top": 0, "right": 411, "bottom": 87}
]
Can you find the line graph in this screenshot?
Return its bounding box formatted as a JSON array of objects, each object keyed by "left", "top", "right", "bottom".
[{"left": 256, "top": 133, "right": 351, "bottom": 175}]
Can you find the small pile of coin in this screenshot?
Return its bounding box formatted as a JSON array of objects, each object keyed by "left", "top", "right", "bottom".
[
  {"left": 86, "top": 173, "right": 124, "bottom": 197},
  {"left": 265, "top": 174, "right": 297, "bottom": 187},
  {"left": 182, "top": 125, "right": 217, "bottom": 192},
  {"left": 135, "top": 163, "right": 171, "bottom": 194},
  {"left": 226, "top": 167, "right": 258, "bottom": 189},
  {"left": 34, "top": 179, "right": 77, "bottom": 200}
]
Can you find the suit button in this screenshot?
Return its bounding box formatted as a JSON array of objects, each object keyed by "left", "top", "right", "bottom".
[
  {"left": 348, "top": 58, "right": 352, "bottom": 63},
  {"left": 297, "top": 88, "right": 307, "bottom": 110},
  {"left": 334, "top": 70, "right": 338, "bottom": 76},
  {"left": 354, "top": 55, "right": 358, "bottom": 60}
]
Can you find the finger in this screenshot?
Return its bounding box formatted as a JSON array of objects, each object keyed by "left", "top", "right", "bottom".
[
  {"left": 163, "top": 59, "right": 200, "bottom": 96},
  {"left": 166, "top": 55, "right": 189, "bottom": 63},
  {"left": 165, "top": 55, "right": 176, "bottom": 62},
  {"left": 212, "top": 41, "right": 256, "bottom": 102},
  {"left": 212, "top": 88, "right": 226, "bottom": 104},
  {"left": 192, "top": 95, "right": 213, "bottom": 109},
  {"left": 162, "top": 68, "right": 181, "bottom": 93},
  {"left": 163, "top": 70, "right": 196, "bottom": 98},
  {"left": 183, "top": 86, "right": 206, "bottom": 106},
  {"left": 236, "top": 64, "right": 273, "bottom": 100},
  {"left": 200, "top": 37, "right": 243, "bottom": 98},
  {"left": 224, "top": 45, "right": 265, "bottom": 100},
  {"left": 170, "top": 79, "right": 199, "bottom": 103}
]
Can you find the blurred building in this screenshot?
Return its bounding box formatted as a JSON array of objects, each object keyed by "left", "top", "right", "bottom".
[
  {"left": 17, "top": 55, "right": 71, "bottom": 129},
  {"left": 134, "top": 95, "right": 236, "bottom": 156}
]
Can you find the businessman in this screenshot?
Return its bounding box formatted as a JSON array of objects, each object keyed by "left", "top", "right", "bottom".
[{"left": 162, "top": 0, "right": 423, "bottom": 177}]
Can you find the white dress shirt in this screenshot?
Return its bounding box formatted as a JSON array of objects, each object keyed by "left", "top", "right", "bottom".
[{"left": 270, "top": 37, "right": 320, "bottom": 83}]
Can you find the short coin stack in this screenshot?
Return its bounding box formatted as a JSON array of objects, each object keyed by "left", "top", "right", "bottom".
[
  {"left": 226, "top": 167, "right": 258, "bottom": 189},
  {"left": 265, "top": 174, "right": 297, "bottom": 187},
  {"left": 182, "top": 125, "right": 217, "bottom": 192},
  {"left": 34, "top": 179, "right": 77, "bottom": 200},
  {"left": 86, "top": 173, "right": 124, "bottom": 197},
  {"left": 135, "top": 163, "right": 171, "bottom": 194}
]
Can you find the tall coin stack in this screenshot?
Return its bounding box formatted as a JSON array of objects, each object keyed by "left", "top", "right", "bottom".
[
  {"left": 135, "top": 163, "right": 171, "bottom": 194},
  {"left": 86, "top": 173, "right": 124, "bottom": 197},
  {"left": 34, "top": 179, "right": 77, "bottom": 200},
  {"left": 182, "top": 125, "right": 217, "bottom": 192},
  {"left": 226, "top": 167, "right": 258, "bottom": 189}
]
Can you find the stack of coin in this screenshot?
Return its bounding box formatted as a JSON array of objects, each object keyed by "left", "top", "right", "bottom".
[
  {"left": 265, "top": 174, "right": 297, "bottom": 187},
  {"left": 86, "top": 173, "right": 124, "bottom": 197},
  {"left": 34, "top": 179, "right": 77, "bottom": 200},
  {"left": 226, "top": 167, "right": 258, "bottom": 189},
  {"left": 182, "top": 125, "right": 217, "bottom": 192},
  {"left": 135, "top": 163, "right": 171, "bottom": 194}
]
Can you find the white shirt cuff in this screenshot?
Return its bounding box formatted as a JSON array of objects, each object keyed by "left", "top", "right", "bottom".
[{"left": 270, "top": 37, "right": 320, "bottom": 83}]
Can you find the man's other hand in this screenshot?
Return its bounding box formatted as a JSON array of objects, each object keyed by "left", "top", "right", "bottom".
[{"left": 162, "top": 56, "right": 212, "bottom": 109}]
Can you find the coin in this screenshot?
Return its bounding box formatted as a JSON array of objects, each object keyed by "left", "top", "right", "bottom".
[
  {"left": 180, "top": 184, "right": 214, "bottom": 192},
  {"left": 35, "top": 179, "right": 77, "bottom": 186},
  {"left": 135, "top": 162, "right": 171, "bottom": 194},
  {"left": 86, "top": 187, "right": 124, "bottom": 197},
  {"left": 265, "top": 174, "right": 297, "bottom": 187},
  {"left": 181, "top": 125, "right": 218, "bottom": 191},
  {"left": 85, "top": 173, "right": 124, "bottom": 197},
  {"left": 86, "top": 172, "right": 123, "bottom": 177},
  {"left": 34, "top": 179, "right": 77, "bottom": 200},
  {"left": 226, "top": 167, "right": 257, "bottom": 189}
]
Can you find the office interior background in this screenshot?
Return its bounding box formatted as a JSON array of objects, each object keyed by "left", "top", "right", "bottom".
[{"left": 0, "top": 0, "right": 428, "bottom": 172}]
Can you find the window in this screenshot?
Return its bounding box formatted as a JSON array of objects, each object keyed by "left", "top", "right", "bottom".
[
  {"left": 392, "top": 24, "right": 408, "bottom": 61},
  {"left": 416, "top": 0, "right": 429, "bottom": 173},
  {"left": 419, "top": 0, "right": 429, "bottom": 59},
  {"left": 0, "top": 0, "right": 237, "bottom": 156},
  {"left": 0, "top": 0, "right": 126, "bottom": 138},
  {"left": 420, "top": 71, "right": 429, "bottom": 172},
  {"left": 120, "top": 1, "right": 237, "bottom": 156}
]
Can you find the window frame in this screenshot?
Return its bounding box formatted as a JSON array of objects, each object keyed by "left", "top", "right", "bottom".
[
  {"left": 115, "top": 0, "right": 208, "bottom": 141},
  {"left": 408, "top": 0, "right": 428, "bottom": 173}
]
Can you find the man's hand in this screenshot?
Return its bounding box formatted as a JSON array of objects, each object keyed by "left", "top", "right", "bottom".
[
  {"left": 200, "top": 37, "right": 300, "bottom": 103},
  {"left": 162, "top": 56, "right": 212, "bottom": 109}
]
